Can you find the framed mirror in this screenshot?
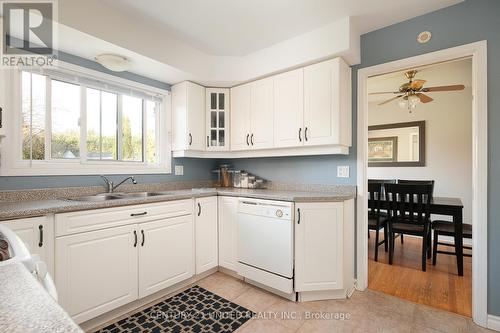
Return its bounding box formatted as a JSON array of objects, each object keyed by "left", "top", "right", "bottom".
[{"left": 368, "top": 121, "right": 425, "bottom": 167}]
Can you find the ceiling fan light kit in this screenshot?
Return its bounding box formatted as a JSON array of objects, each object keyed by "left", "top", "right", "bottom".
[{"left": 371, "top": 69, "right": 465, "bottom": 113}]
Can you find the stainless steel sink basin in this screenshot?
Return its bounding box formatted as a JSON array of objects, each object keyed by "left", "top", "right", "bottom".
[
  {"left": 68, "top": 194, "right": 123, "bottom": 201},
  {"left": 117, "top": 192, "right": 165, "bottom": 198},
  {"left": 68, "top": 192, "right": 167, "bottom": 201}
]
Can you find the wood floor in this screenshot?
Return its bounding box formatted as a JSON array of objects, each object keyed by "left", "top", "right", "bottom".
[{"left": 368, "top": 230, "right": 472, "bottom": 317}]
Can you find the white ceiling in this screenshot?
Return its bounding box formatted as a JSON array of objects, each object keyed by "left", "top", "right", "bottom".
[
  {"left": 100, "top": 0, "right": 462, "bottom": 57},
  {"left": 367, "top": 57, "right": 472, "bottom": 103}
]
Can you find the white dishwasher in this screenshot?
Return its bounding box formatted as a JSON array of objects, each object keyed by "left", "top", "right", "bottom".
[{"left": 237, "top": 198, "right": 294, "bottom": 295}]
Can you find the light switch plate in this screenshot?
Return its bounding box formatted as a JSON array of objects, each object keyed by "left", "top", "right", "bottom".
[
  {"left": 174, "top": 165, "right": 184, "bottom": 176},
  {"left": 337, "top": 165, "right": 350, "bottom": 178}
]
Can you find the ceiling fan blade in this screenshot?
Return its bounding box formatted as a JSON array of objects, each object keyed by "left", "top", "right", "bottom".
[
  {"left": 369, "top": 91, "right": 399, "bottom": 95},
  {"left": 416, "top": 93, "right": 433, "bottom": 103},
  {"left": 410, "top": 79, "right": 426, "bottom": 90},
  {"left": 423, "top": 84, "right": 465, "bottom": 92},
  {"left": 378, "top": 95, "right": 403, "bottom": 106}
]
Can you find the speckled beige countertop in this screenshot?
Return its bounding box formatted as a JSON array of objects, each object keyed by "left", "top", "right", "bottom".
[
  {"left": 0, "top": 186, "right": 356, "bottom": 221},
  {"left": 0, "top": 263, "right": 82, "bottom": 333}
]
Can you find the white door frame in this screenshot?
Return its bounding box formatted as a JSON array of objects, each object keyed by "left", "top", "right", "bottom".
[{"left": 356, "top": 41, "right": 488, "bottom": 327}]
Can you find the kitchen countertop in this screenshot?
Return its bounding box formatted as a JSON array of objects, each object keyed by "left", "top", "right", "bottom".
[
  {"left": 0, "top": 187, "right": 356, "bottom": 221},
  {"left": 0, "top": 263, "right": 82, "bottom": 333}
]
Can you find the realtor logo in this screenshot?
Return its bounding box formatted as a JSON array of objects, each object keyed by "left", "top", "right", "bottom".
[{"left": 1, "top": 0, "right": 57, "bottom": 67}]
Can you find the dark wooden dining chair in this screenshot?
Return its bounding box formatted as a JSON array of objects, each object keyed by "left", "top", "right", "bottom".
[
  {"left": 368, "top": 182, "right": 388, "bottom": 261},
  {"left": 368, "top": 179, "right": 400, "bottom": 243},
  {"left": 432, "top": 221, "right": 472, "bottom": 266},
  {"left": 396, "top": 180, "right": 435, "bottom": 244},
  {"left": 397, "top": 179, "right": 435, "bottom": 192},
  {"left": 385, "top": 183, "right": 433, "bottom": 271}
]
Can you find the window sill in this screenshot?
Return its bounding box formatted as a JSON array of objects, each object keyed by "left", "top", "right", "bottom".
[{"left": 0, "top": 161, "right": 171, "bottom": 176}]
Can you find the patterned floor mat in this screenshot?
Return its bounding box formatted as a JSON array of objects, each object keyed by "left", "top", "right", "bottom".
[{"left": 96, "top": 286, "right": 254, "bottom": 333}]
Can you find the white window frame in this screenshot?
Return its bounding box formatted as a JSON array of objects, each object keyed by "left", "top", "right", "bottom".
[{"left": 0, "top": 60, "right": 172, "bottom": 176}]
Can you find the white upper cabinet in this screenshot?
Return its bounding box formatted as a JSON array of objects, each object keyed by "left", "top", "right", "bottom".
[
  {"left": 303, "top": 58, "right": 351, "bottom": 147},
  {"left": 249, "top": 77, "right": 274, "bottom": 149},
  {"left": 274, "top": 69, "right": 304, "bottom": 148},
  {"left": 172, "top": 81, "right": 206, "bottom": 151},
  {"left": 231, "top": 77, "right": 274, "bottom": 151},
  {"left": 206, "top": 88, "right": 230, "bottom": 151},
  {"left": 230, "top": 84, "right": 251, "bottom": 151},
  {"left": 176, "top": 57, "right": 351, "bottom": 157}
]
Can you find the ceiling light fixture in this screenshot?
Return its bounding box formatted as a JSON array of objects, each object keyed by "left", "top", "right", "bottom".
[
  {"left": 95, "top": 54, "right": 130, "bottom": 72},
  {"left": 398, "top": 94, "right": 420, "bottom": 113}
]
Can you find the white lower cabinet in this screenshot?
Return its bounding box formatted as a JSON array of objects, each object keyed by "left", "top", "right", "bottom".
[
  {"left": 139, "top": 215, "right": 194, "bottom": 298},
  {"left": 56, "top": 224, "right": 139, "bottom": 324},
  {"left": 217, "top": 196, "right": 238, "bottom": 271},
  {"left": 3, "top": 216, "right": 54, "bottom": 277},
  {"left": 294, "top": 199, "right": 354, "bottom": 296},
  {"left": 195, "top": 196, "right": 218, "bottom": 274},
  {"left": 55, "top": 200, "right": 195, "bottom": 324}
]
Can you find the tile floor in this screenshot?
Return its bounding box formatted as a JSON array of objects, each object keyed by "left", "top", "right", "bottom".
[{"left": 197, "top": 272, "right": 494, "bottom": 333}]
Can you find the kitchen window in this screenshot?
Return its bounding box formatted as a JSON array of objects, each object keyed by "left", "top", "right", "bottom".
[{"left": 2, "top": 62, "right": 170, "bottom": 176}]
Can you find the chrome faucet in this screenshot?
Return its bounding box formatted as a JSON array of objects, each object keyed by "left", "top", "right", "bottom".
[{"left": 100, "top": 175, "right": 137, "bottom": 193}]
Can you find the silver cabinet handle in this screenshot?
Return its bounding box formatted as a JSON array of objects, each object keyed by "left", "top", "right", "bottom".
[
  {"left": 246, "top": 134, "right": 250, "bottom": 146},
  {"left": 189, "top": 133, "right": 193, "bottom": 145},
  {"left": 250, "top": 134, "right": 254, "bottom": 146}
]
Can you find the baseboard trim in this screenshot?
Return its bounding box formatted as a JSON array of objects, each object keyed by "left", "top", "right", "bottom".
[{"left": 487, "top": 314, "right": 500, "bottom": 331}]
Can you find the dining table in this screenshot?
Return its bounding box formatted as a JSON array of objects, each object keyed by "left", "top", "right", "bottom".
[{"left": 379, "top": 196, "right": 465, "bottom": 276}]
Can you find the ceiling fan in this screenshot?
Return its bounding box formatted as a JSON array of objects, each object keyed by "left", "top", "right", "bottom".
[{"left": 370, "top": 70, "right": 465, "bottom": 111}]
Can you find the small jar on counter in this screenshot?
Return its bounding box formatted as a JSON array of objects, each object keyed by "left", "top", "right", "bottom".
[
  {"left": 233, "top": 170, "right": 241, "bottom": 188},
  {"left": 240, "top": 172, "right": 249, "bottom": 188},
  {"left": 255, "top": 179, "right": 266, "bottom": 189},
  {"left": 248, "top": 175, "right": 256, "bottom": 188}
]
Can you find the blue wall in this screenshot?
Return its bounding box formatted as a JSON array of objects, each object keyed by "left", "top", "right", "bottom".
[{"left": 0, "top": 158, "right": 217, "bottom": 189}]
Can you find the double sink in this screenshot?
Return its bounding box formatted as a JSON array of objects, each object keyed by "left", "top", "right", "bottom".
[{"left": 69, "top": 191, "right": 176, "bottom": 202}]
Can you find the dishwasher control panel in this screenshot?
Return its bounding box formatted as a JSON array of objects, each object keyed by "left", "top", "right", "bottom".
[{"left": 238, "top": 198, "right": 293, "bottom": 220}]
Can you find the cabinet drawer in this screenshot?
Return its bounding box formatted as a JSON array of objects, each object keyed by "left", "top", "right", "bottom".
[{"left": 55, "top": 199, "right": 193, "bottom": 237}]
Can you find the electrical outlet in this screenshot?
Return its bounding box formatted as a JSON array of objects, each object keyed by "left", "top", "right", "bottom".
[
  {"left": 337, "top": 165, "right": 350, "bottom": 178},
  {"left": 174, "top": 165, "right": 184, "bottom": 176}
]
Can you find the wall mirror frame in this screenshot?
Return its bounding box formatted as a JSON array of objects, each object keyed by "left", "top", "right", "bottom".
[{"left": 368, "top": 121, "right": 425, "bottom": 167}]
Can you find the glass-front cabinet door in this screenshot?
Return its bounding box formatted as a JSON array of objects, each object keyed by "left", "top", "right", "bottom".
[{"left": 206, "top": 88, "right": 230, "bottom": 151}]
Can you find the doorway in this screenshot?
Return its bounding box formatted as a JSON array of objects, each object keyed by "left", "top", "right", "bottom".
[{"left": 356, "top": 41, "right": 488, "bottom": 327}]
